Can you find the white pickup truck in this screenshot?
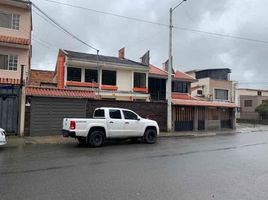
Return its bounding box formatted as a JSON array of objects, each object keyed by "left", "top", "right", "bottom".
[{"left": 62, "top": 107, "right": 159, "bottom": 147}]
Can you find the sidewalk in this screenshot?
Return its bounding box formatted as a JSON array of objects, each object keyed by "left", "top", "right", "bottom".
[
  {"left": 5, "top": 123, "right": 268, "bottom": 146},
  {"left": 160, "top": 123, "right": 268, "bottom": 137}
]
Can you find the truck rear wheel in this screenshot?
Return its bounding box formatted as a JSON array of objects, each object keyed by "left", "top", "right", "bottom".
[
  {"left": 144, "top": 129, "right": 157, "bottom": 144},
  {"left": 88, "top": 130, "right": 105, "bottom": 147}
]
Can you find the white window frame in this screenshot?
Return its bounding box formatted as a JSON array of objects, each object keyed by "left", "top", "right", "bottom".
[
  {"left": 213, "top": 88, "right": 229, "bottom": 102},
  {"left": 0, "top": 54, "right": 18, "bottom": 71}
]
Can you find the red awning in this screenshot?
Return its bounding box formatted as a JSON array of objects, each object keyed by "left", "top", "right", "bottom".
[
  {"left": 172, "top": 99, "right": 238, "bottom": 108},
  {"left": 26, "top": 86, "right": 95, "bottom": 99}
]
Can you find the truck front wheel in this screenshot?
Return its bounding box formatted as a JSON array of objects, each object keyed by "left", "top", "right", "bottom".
[
  {"left": 143, "top": 129, "right": 157, "bottom": 144},
  {"left": 88, "top": 130, "right": 105, "bottom": 147}
]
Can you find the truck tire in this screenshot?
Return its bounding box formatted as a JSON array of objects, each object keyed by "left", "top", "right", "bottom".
[
  {"left": 143, "top": 129, "right": 157, "bottom": 144},
  {"left": 88, "top": 130, "right": 105, "bottom": 147}
]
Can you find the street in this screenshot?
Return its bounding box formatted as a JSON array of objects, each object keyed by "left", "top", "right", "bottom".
[{"left": 1, "top": 132, "right": 268, "bottom": 200}]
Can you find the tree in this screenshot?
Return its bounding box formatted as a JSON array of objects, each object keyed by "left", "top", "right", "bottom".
[{"left": 255, "top": 102, "right": 268, "bottom": 115}]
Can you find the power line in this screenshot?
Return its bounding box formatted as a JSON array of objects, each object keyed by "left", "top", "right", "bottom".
[
  {"left": 32, "top": 2, "right": 99, "bottom": 52},
  {"left": 38, "top": 0, "right": 268, "bottom": 45}
]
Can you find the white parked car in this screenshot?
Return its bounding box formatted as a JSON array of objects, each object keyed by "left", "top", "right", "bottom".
[
  {"left": 0, "top": 128, "right": 7, "bottom": 146},
  {"left": 62, "top": 107, "right": 159, "bottom": 147}
]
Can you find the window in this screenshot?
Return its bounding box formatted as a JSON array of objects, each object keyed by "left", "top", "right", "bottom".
[
  {"left": 0, "top": 54, "right": 18, "bottom": 71},
  {"left": 94, "top": 109, "right": 104, "bottom": 118},
  {"left": 8, "top": 55, "right": 18, "bottom": 70},
  {"left": 102, "top": 70, "right": 116, "bottom": 85},
  {"left": 109, "top": 109, "right": 121, "bottom": 119},
  {"left": 85, "top": 69, "right": 98, "bottom": 83},
  {"left": 257, "top": 91, "right": 262, "bottom": 96},
  {"left": 134, "top": 72, "right": 146, "bottom": 88},
  {"left": 197, "top": 90, "right": 203, "bottom": 95},
  {"left": 67, "top": 67, "right": 81, "bottom": 82},
  {"left": 0, "top": 12, "right": 20, "bottom": 30},
  {"left": 244, "top": 100, "right": 252, "bottom": 107},
  {"left": 123, "top": 110, "right": 138, "bottom": 120},
  {"left": 172, "top": 81, "right": 188, "bottom": 93},
  {"left": 215, "top": 89, "right": 228, "bottom": 100}
]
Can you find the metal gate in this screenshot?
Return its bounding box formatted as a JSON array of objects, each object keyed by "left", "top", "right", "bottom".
[
  {"left": 220, "top": 108, "right": 232, "bottom": 129},
  {"left": 174, "top": 106, "right": 194, "bottom": 131},
  {"left": 30, "top": 97, "right": 87, "bottom": 136},
  {"left": 0, "top": 86, "right": 20, "bottom": 134}
]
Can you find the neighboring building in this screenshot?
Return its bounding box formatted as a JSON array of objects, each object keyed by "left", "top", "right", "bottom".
[
  {"left": 54, "top": 48, "right": 150, "bottom": 101},
  {"left": 0, "top": 0, "right": 32, "bottom": 135},
  {"left": 236, "top": 88, "right": 268, "bottom": 119},
  {"left": 30, "top": 69, "right": 56, "bottom": 87},
  {"left": 186, "top": 68, "right": 236, "bottom": 103},
  {"left": 149, "top": 64, "right": 197, "bottom": 101},
  {"left": 0, "top": 0, "right": 32, "bottom": 82},
  {"left": 149, "top": 65, "right": 237, "bottom": 131}
]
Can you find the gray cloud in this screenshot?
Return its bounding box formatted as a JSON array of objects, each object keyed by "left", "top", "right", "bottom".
[{"left": 31, "top": 0, "right": 268, "bottom": 89}]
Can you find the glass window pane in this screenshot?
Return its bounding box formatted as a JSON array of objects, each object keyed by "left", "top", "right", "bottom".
[
  {"left": 134, "top": 72, "right": 146, "bottom": 88},
  {"left": 94, "top": 109, "right": 105, "bottom": 118},
  {"left": 102, "top": 70, "right": 116, "bottom": 85},
  {"left": 85, "top": 69, "right": 98, "bottom": 83},
  {"left": 0, "top": 54, "right": 8, "bottom": 70},
  {"left": 109, "top": 109, "right": 121, "bottom": 119},
  {"left": 123, "top": 110, "right": 138, "bottom": 120},
  {"left": 0, "top": 12, "right": 12, "bottom": 29},
  {"left": 67, "top": 67, "right": 81, "bottom": 82}
]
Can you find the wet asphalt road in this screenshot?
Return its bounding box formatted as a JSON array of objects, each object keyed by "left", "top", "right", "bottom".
[{"left": 1, "top": 132, "right": 268, "bottom": 200}]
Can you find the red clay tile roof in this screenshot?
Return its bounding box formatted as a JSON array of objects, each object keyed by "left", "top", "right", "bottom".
[
  {"left": 149, "top": 64, "right": 196, "bottom": 82},
  {"left": 30, "top": 69, "right": 55, "bottom": 86},
  {"left": 172, "top": 99, "right": 238, "bottom": 108},
  {"left": 149, "top": 64, "right": 168, "bottom": 77},
  {"left": 26, "top": 86, "right": 95, "bottom": 99},
  {"left": 174, "top": 71, "right": 196, "bottom": 81},
  {"left": 0, "top": 78, "right": 21, "bottom": 85},
  {"left": 172, "top": 93, "right": 198, "bottom": 100},
  {"left": 0, "top": 35, "right": 30, "bottom": 45}
]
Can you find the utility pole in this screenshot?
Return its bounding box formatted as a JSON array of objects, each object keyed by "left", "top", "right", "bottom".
[{"left": 167, "top": 0, "right": 187, "bottom": 132}]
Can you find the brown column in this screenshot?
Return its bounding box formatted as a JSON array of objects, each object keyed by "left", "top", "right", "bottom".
[
  {"left": 193, "top": 107, "right": 198, "bottom": 131},
  {"left": 231, "top": 108, "right": 237, "bottom": 129}
]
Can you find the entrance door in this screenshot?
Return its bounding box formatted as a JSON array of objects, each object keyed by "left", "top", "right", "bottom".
[
  {"left": 122, "top": 110, "right": 143, "bottom": 137},
  {"left": 107, "top": 109, "right": 125, "bottom": 137},
  {"left": 0, "top": 85, "right": 20, "bottom": 134}
]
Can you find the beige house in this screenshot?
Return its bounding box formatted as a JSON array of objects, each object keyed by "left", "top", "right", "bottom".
[
  {"left": 0, "top": 0, "right": 32, "bottom": 136},
  {"left": 186, "top": 68, "right": 236, "bottom": 103},
  {"left": 236, "top": 88, "right": 268, "bottom": 119},
  {"left": 0, "top": 0, "right": 32, "bottom": 82},
  {"left": 54, "top": 48, "right": 150, "bottom": 101}
]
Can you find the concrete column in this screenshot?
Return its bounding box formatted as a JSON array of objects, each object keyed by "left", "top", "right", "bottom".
[
  {"left": 218, "top": 107, "right": 221, "bottom": 130},
  {"left": 19, "top": 87, "right": 25, "bottom": 137},
  {"left": 231, "top": 108, "right": 237, "bottom": 129},
  {"left": 204, "top": 107, "right": 208, "bottom": 130},
  {"left": 193, "top": 107, "right": 198, "bottom": 131}
]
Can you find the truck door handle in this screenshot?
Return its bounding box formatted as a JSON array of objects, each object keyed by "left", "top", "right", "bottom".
[
  {"left": 109, "top": 121, "right": 114, "bottom": 124},
  {"left": 125, "top": 122, "right": 129, "bottom": 124}
]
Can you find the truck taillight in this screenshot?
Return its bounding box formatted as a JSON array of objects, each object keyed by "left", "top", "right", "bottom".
[{"left": 70, "top": 121, "right": 76, "bottom": 130}]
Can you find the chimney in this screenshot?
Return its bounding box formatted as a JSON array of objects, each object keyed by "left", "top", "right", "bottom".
[
  {"left": 163, "top": 58, "right": 175, "bottom": 74},
  {"left": 118, "top": 47, "right": 125, "bottom": 59},
  {"left": 140, "top": 50, "right": 150, "bottom": 65}
]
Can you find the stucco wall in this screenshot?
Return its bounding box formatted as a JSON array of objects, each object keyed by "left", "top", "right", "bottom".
[
  {"left": 0, "top": 4, "right": 31, "bottom": 39},
  {"left": 210, "top": 79, "right": 233, "bottom": 101},
  {"left": 0, "top": 46, "right": 30, "bottom": 81},
  {"left": 116, "top": 69, "right": 133, "bottom": 91}
]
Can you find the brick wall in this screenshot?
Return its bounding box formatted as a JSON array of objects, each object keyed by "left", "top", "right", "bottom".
[{"left": 86, "top": 100, "right": 167, "bottom": 131}]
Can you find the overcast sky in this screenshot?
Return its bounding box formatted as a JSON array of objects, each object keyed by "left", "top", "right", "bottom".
[{"left": 31, "top": 0, "right": 268, "bottom": 89}]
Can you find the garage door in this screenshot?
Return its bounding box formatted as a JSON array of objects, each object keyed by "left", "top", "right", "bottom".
[{"left": 30, "top": 97, "right": 87, "bottom": 136}]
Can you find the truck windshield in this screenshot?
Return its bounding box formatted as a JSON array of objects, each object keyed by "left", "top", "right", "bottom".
[{"left": 94, "top": 109, "right": 105, "bottom": 118}]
